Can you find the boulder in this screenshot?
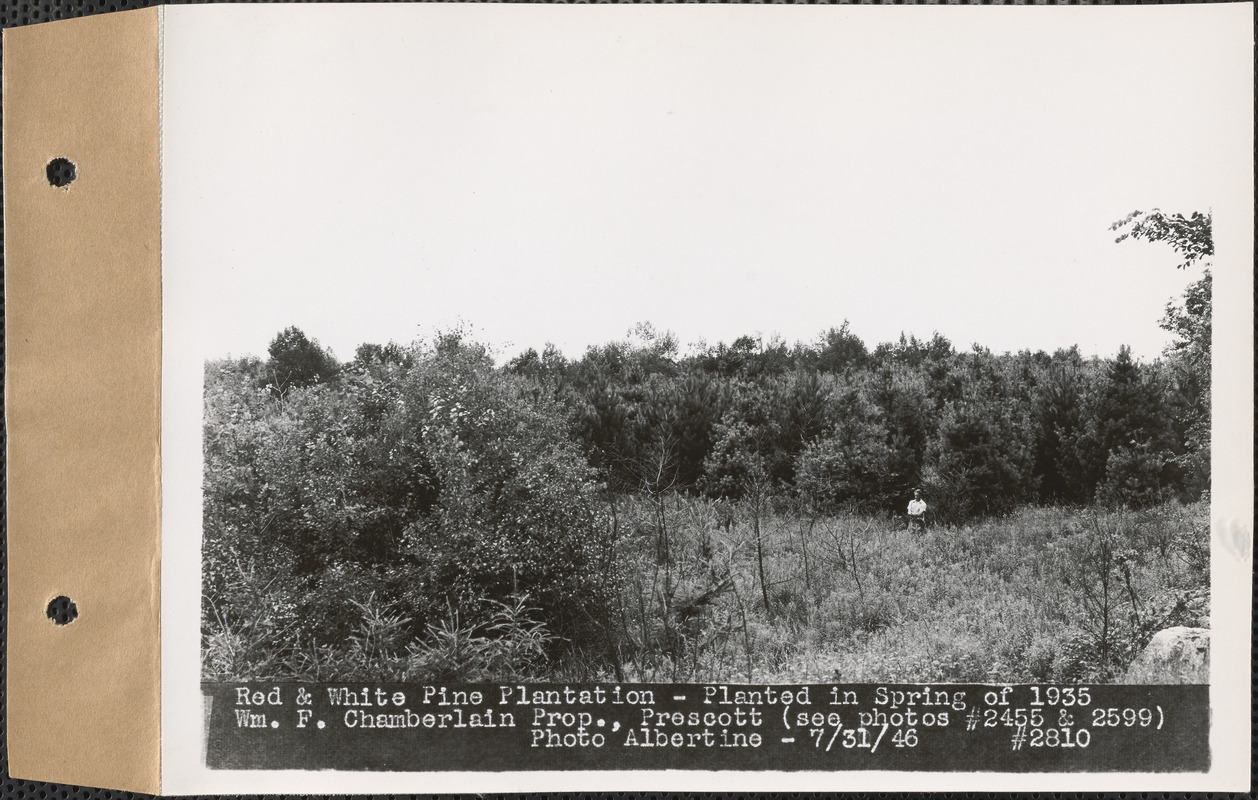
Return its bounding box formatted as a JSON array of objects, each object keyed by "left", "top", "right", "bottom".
[{"left": 1122, "top": 626, "right": 1209, "bottom": 684}]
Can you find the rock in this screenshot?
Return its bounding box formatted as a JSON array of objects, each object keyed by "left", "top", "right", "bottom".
[{"left": 1122, "top": 626, "right": 1209, "bottom": 684}]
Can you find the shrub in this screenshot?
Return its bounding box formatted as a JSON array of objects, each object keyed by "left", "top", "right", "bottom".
[
  {"left": 396, "top": 339, "right": 617, "bottom": 659},
  {"left": 926, "top": 394, "right": 1034, "bottom": 522},
  {"left": 795, "top": 420, "right": 892, "bottom": 514},
  {"left": 203, "top": 335, "right": 617, "bottom": 680},
  {"left": 1097, "top": 440, "right": 1171, "bottom": 509}
]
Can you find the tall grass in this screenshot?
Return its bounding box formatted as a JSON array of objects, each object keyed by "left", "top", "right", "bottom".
[
  {"left": 203, "top": 494, "right": 1208, "bottom": 684},
  {"left": 606, "top": 495, "right": 1209, "bottom": 684},
  {"left": 203, "top": 590, "right": 558, "bottom": 683}
]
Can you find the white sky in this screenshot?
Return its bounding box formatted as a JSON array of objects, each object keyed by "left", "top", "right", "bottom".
[{"left": 162, "top": 4, "right": 1252, "bottom": 364}]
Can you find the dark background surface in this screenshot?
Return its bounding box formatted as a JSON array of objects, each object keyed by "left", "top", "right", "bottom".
[{"left": 0, "top": 0, "right": 1248, "bottom": 798}]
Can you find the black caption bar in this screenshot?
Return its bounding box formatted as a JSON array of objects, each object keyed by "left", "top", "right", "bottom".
[{"left": 203, "top": 683, "right": 1207, "bottom": 772}]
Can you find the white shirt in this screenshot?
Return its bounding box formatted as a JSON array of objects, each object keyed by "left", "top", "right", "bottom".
[{"left": 908, "top": 499, "right": 927, "bottom": 516}]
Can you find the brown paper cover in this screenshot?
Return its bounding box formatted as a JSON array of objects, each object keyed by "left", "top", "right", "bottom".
[{"left": 4, "top": 7, "right": 162, "bottom": 793}]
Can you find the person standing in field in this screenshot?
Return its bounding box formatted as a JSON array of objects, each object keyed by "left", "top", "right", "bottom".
[{"left": 907, "top": 489, "right": 927, "bottom": 532}]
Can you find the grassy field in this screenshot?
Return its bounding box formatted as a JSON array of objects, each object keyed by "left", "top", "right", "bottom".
[
  {"left": 607, "top": 495, "right": 1209, "bottom": 684},
  {"left": 202, "top": 490, "right": 1209, "bottom": 685}
]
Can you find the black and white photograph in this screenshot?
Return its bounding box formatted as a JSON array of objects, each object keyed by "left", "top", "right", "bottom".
[
  {"left": 200, "top": 226, "right": 1215, "bottom": 688},
  {"left": 150, "top": 2, "right": 1252, "bottom": 790},
  {"left": 193, "top": 9, "right": 1218, "bottom": 688}
]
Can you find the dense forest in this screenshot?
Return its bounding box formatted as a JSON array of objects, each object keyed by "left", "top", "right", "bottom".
[{"left": 203, "top": 211, "right": 1212, "bottom": 684}]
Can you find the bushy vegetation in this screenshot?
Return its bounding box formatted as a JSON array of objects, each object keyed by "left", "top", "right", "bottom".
[
  {"left": 203, "top": 211, "right": 1211, "bottom": 683},
  {"left": 204, "top": 332, "right": 618, "bottom": 681}
]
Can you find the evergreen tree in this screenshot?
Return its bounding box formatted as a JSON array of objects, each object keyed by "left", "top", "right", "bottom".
[{"left": 1081, "top": 346, "right": 1175, "bottom": 507}]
